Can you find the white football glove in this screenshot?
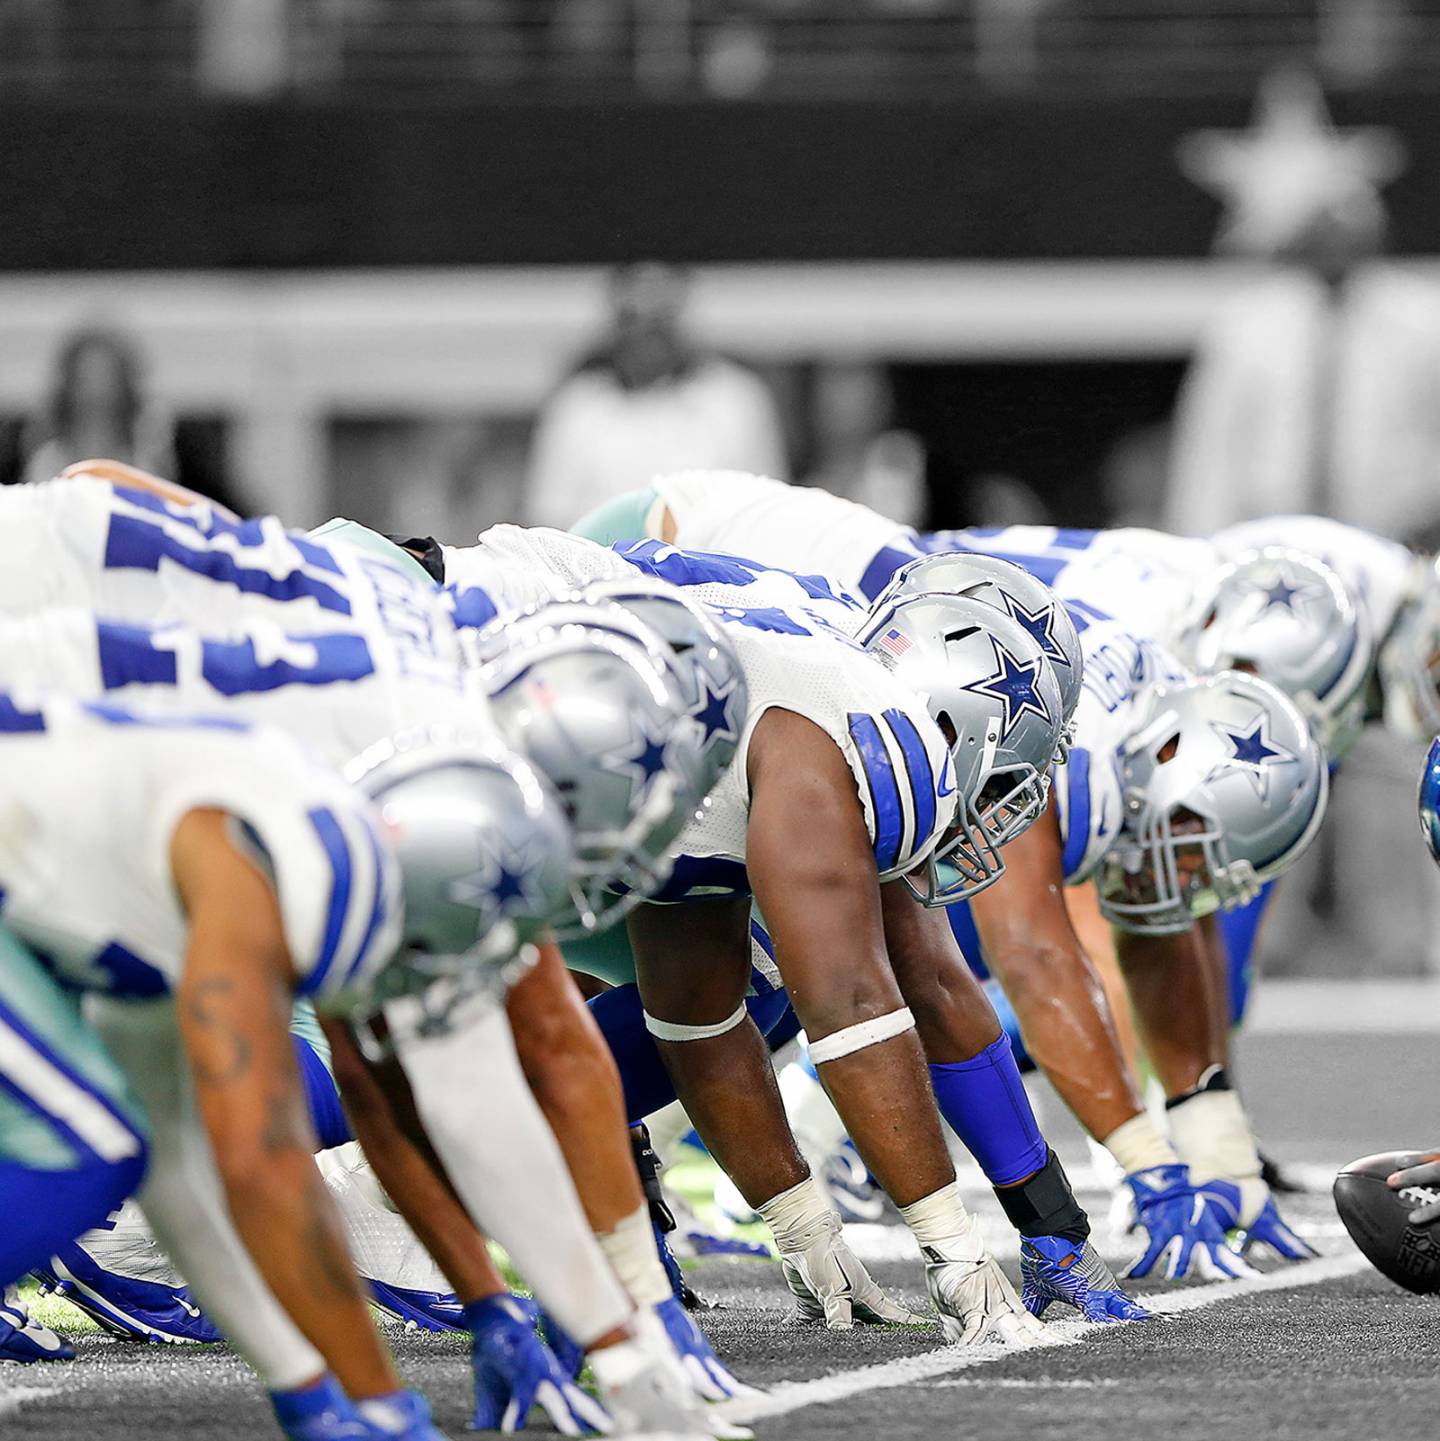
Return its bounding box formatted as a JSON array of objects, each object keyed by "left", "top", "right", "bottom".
[
  {"left": 918, "top": 1216, "right": 1047, "bottom": 1348},
  {"left": 758, "top": 1177, "right": 926, "bottom": 1330}
]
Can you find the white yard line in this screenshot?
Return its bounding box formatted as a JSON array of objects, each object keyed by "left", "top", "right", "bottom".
[
  {"left": 0, "top": 1384, "right": 59, "bottom": 1419},
  {"left": 718, "top": 1250, "right": 1369, "bottom": 1425}
]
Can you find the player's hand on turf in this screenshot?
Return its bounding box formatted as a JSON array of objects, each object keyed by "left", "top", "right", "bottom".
[
  {"left": 651, "top": 1296, "right": 761, "bottom": 1403},
  {"left": 1387, "top": 1154, "right": 1440, "bottom": 1226},
  {"left": 1198, "top": 1179, "right": 1316, "bottom": 1263},
  {"left": 776, "top": 1206, "right": 927, "bottom": 1329},
  {"left": 466, "top": 1294, "right": 612, "bottom": 1435},
  {"left": 1122, "top": 1165, "right": 1257, "bottom": 1281},
  {"left": 270, "top": 1374, "right": 384, "bottom": 1441},
  {"left": 918, "top": 1214, "right": 1047, "bottom": 1347},
  {"left": 1019, "top": 1236, "right": 1152, "bottom": 1323},
  {"left": 356, "top": 1388, "right": 452, "bottom": 1440}
]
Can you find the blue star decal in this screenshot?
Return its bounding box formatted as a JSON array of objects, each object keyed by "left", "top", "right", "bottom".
[
  {"left": 448, "top": 840, "right": 546, "bottom": 925},
  {"left": 1000, "top": 592, "right": 1068, "bottom": 666},
  {"left": 1252, "top": 570, "right": 1319, "bottom": 614},
  {"left": 961, "top": 639, "right": 1053, "bottom": 739},
  {"left": 1210, "top": 714, "right": 1295, "bottom": 799},
  {"left": 694, "top": 676, "right": 741, "bottom": 749},
  {"left": 603, "top": 717, "right": 671, "bottom": 797}
]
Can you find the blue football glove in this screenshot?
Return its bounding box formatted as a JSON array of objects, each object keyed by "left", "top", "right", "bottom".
[
  {"left": 467, "top": 1295, "right": 611, "bottom": 1435},
  {"left": 1122, "top": 1165, "right": 1257, "bottom": 1281},
  {"left": 1199, "top": 1180, "right": 1317, "bottom": 1262},
  {"left": 354, "top": 1389, "right": 450, "bottom": 1441},
  {"left": 270, "top": 1374, "right": 374, "bottom": 1441},
  {"left": 1020, "top": 1236, "right": 1152, "bottom": 1323},
  {"left": 652, "top": 1296, "right": 760, "bottom": 1403},
  {"left": 536, "top": 1307, "right": 587, "bottom": 1383}
]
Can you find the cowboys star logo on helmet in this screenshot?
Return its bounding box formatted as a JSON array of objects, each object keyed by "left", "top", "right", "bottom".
[
  {"left": 1254, "top": 572, "right": 1322, "bottom": 614},
  {"left": 445, "top": 837, "right": 552, "bottom": 928},
  {"left": 602, "top": 715, "right": 672, "bottom": 799},
  {"left": 961, "top": 638, "right": 1054, "bottom": 739},
  {"left": 1209, "top": 712, "right": 1295, "bottom": 801},
  {"left": 999, "top": 591, "right": 1069, "bottom": 666}
]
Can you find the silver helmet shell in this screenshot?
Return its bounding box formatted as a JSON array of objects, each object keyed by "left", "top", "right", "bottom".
[
  {"left": 1098, "top": 671, "right": 1328, "bottom": 934},
  {"left": 344, "top": 729, "right": 575, "bottom": 1034},
  {"left": 577, "top": 576, "right": 749, "bottom": 805},
  {"left": 1181, "top": 546, "right": 1373, "bottom": 762},
  {"left": 475, "top": 602, "right": 708, "bottom": 938},
  {"left": 856, "top": 591, "right": 1064, "bottom": 905},
  {"left": 871, "top": 550, "right": 1083, "bottom": 756},
  {"left": 1379, "top": 554, "right": 1440, "bottom": 741}
]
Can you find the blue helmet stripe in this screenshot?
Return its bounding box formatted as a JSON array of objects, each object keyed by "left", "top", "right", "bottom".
[
  {"left": 1060, "top": 746, "right": 1092, "bottom": 882},
  {"left": 858, "top": 544, "right": 923, "bottom": 601},
  {"left": 882, "top": 708, "right": 935, "bottom": 862},
  {"left": 848, "top": 713, "right": 902, "bottom": 873},
  {"left": 300, "top": 807, "right": 355, "bottom": 997}
]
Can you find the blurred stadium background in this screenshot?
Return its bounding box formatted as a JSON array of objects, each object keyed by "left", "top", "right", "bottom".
[{"left": 5, "top": 0, "right": 1440, "bottom": 997}]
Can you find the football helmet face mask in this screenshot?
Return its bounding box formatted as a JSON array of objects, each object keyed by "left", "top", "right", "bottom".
[
  {"left": 872, "top": 551, "right": 1083, "bottom": 759},
  {"left": 577, "top": 576, "right": 749, "bottom": 809},
  {"left": 344, "top": 729, "right": 575, "bottom": 1048},
  {"left": 1180, "top": 547, "right": 1373, "bottom": 762},
  {"left": 473, "top": 602, "right": 708, "bottom": 939},
  {"left": 1380, "top": 555, "right": 1440, "bottom": 742},
  {"left": 856, "top": 592, "right": 1064, "bottom": 906},
  {"left": 1098, "top": 672, "right": 1328, "bottom": 934}
]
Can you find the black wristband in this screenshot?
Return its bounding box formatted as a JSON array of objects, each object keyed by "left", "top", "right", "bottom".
[
  {"left": 993, "top": 1147, "right": 1090, "bottom": 1244},
  {"left": 1165, "top": 1064, "right": 1231, "bottom": 1110}
]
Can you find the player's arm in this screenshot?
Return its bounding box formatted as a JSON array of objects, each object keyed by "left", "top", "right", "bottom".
[
  {"left": 59, "top": 458, "right": 239, "bottom": 519},
  {"left": 171, "top": 808, "right": 401, "bottom": 1401},
  {"left": 969, "top": 808, "right": 1146, "bottom": 1143}
]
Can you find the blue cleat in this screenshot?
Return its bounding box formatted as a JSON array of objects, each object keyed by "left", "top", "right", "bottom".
[
  {"left": 0, "top": 1286, "right": 73, "bottom": 1363},
  {"left": 37, "top": 1242, "right": 223, "bottom": 1344},
  {"left": 364, "top": 1279, "right": 465, "bottom": 1334},
  {"left": 1020, "top": 1235, "right": 1153, "bottom": 1323}
]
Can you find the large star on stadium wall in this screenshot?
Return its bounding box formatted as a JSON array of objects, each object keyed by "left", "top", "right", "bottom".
[{"left": 1177, "top": 69, "right": 1405, "bottom": 255}]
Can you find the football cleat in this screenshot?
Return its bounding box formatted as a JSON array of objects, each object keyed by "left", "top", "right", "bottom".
[
  {"left": 0, "top": 1285, "right": 74, "bottom": 1364},
  {"left": 1020, "top": 1236, "right": 1152, "bottom": 1323},
  {"left": 38, "top": 1240, "right": 221, "bottom": 1344},
  {"left": 365, "top": 1279, "right": 465, "bottom": 1333},
  {"left": 823, "top": 1145, "right": 887, "bottom": 1226}
]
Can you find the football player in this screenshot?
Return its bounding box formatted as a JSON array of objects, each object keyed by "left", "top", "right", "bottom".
[{"left": 0, "top": 691, "right": 543, "bottom": 1439}]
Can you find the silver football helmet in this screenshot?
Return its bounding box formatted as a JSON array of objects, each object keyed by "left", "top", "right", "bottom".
[
  {"left": 578, "top": 576, "right": 749, "bottom": 804},
  {"left": 473, "top": 601, "right": 708, "bottom": 938},
  {"left": 343, "top": 728, "right": 575, "bottom": 1041},
  {"left": 1180, "top": 547, "right": 1373, "bottom": 762},
  {"left": 856, "top": 591, "right": 1064, "bottom": 905},
  {"left": 1097, "top": 672, "right": 1328, "bottom": 934},
  {"left": 871, "top": 551, "right": 1083, "bottom": 757},
  {"left": 1379, "top": 554, "right": 1440, "bottom": 741}
]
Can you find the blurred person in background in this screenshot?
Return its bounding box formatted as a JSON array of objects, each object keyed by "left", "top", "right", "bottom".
[
  {"left": 1167, "top": 69, "right": 1440, "bottom": 544},
  {"left": 524, "top": 261, "right": 787, "bottom": 527},
  {"left": 22, "top": 327, "right": 175, "bottom": 487}
]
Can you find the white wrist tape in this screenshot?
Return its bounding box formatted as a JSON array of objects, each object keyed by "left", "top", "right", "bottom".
[
  {"left": 596, "top": 1202, "right": 673, "bottom": 1309},
  {"left": 1166, "top": 1087, "right": 1261, "bottom": 1185},
  {"left": 1102, "top": 1110, "right": 1178, "bottom": 1176},
  {"left": 898, "top": 1180, "right": 984, "bottom": 1261},
  {"left": 807, "top": 1007, "right": 915, "bottom": 1065},
  {"left": 756, "top": 1175, "right": 834, "bottom": 1251},
  {"left": 643, "top": 1001, "right": 748, "bottom": 1043}
]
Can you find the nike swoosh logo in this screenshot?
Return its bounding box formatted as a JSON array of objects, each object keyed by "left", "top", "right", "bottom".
[
  {"left": 937, "top": 755, "right": 955, "bottom": 798},
  {"left": 173, "top": 1295, "right": 201, "bottom": 1318}
]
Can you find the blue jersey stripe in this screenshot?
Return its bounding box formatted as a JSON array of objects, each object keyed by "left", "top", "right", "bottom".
[
  {"left": 858, "top": 543, "right": 922, "bottom": 601},
  {"left": 103, "top": 514, "right": 353, "bottom": 616},
  {"left": 96, "top": 622, "right": 181, "bottom": 689},
  {"left": 882, "top": 708, "right": 936, "bottom": 861},
  {"left": 0, "top": 696, "right": 46, "bottom": 733},
  {"left": 848, "top": 713, "right": 903, "bottom": 872},
  {"left": 343, "top": 814, "right": 392, "bottom": 987},
  {"left": 301, "top": 807, "right": 354, "bottom": 997},
  {"left": 1051, "top": 528, "right": 1100, "bottom": 551},
  {"left": 1060, "top": 746, "right": 1092, "bottom": 881},
  {"left": 445, "top": 584, "right": 500, "bottom": 631}
]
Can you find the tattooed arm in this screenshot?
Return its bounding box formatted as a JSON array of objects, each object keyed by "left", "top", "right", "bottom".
[{"left": 171, "top": 808, "right": 401, "bottom": 1400}]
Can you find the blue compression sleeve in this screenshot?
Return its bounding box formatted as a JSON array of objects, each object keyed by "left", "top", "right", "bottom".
[
  {"left": 929, "top": 1032, "right": 1048, "bottom": 1186},
  {"left": 1216, "top": 881, "right": 1277, "bottom": 1027},
  {"left": 982, "top": 978, "right": 1035, "bottom": 1073},
  {"left": 292, "top": 1035, "right": 353, "bottom": 1151}
]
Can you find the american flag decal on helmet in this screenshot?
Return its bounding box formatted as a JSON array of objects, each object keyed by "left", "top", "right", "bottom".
[{"left": 876, "top": 626, "right": 913, "bottom": 659}]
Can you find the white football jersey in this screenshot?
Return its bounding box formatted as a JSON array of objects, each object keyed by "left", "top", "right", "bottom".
[
  {"left": 1053, "top": 618, "right": 1191, "bottom": 886},
  {"left": 0, "top": 693, "right": 401, "bottom": 1012},
  {"left": 1212, "top": 515, "right": 1416, "bottom": 646},
  {"left": 0, "top": 477, "right": 465, "bottom": 678},
  {"left": 0, "top": 609, "right": 490, "bottom": 771},
  {"left": 443, "top": 527, "right": 956, "bottom": 897}
]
